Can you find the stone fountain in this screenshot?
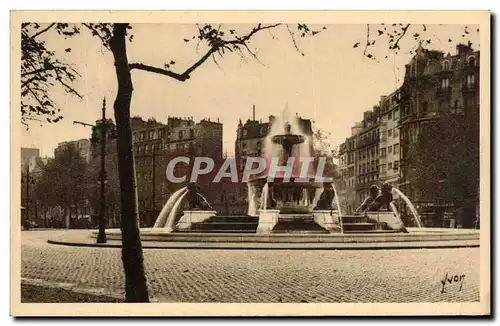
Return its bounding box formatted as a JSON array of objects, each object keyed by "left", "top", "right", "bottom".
[{"left": 94, "top": 106, "right": 478, "bottom": 248}]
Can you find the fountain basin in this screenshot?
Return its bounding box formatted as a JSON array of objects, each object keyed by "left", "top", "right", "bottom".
[
  {"left": 91, "top": 227, "right": 479, "bottom": 249},
  {"left": 256, "top": 209, "right": 280, "bottom": 234},
  {"left": 175, "top": 210, "right": 218, "bottom": 230},
  {"left": 312, "top": 210, "right": 341, "bottom": 232},
  {"left": 365, "top": 211, "right": 406, "bottom": 231}
]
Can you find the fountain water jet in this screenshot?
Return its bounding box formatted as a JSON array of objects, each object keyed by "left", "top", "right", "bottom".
[
  {"left": 260, "top": 183, "right": 269, "bottom": 210},
  {"left": 164, "top": 190, "right": 189, "bottom": 232},
  {"left": 392, "top": 187, "right": 424, "bottom": 228},
  {"left": 331, "top": 182, "right": 342, "bottom": 217},
  {"left": 247, "top": 183, "right": 258, "bottom": 216},
  {"left": 153, "top": 187, "right": 188, "bottom": 228}
]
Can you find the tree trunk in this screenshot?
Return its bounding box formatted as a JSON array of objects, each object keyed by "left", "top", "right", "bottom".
[{"left": 110, "top": 23, "right": 149, "bottom": 302}]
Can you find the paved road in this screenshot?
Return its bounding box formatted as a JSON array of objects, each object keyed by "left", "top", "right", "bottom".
[{"left": 21, "top": 230, "right": 480, "bottom": 303}]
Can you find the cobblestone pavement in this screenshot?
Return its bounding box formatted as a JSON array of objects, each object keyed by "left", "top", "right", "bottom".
[{"left": 21, "top": 230, "right": 480, "bottom": 303}]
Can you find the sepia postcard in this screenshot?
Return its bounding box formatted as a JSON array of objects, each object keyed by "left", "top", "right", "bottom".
[{"left": 10, "top": 10, "right": 490, "bottom": 316}]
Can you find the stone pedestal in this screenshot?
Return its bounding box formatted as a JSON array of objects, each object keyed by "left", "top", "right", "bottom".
[
  {"left": 312, "top": 210, "right": 341, "bottom": 232},
  {"left": 256, "top": 209, "right": 280, "bottom": 234},
  {"left": 175, "top": 210, "right": 217, "bottom": 230},
  {"left": 366, "top": 211, "right": 405, "bottom": 231}
]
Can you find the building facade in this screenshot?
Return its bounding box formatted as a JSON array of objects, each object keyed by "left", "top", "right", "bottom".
[
  {"left": 338, "top": 43, "right": 480, "bottom": 227},
  {"left": 54, "top": 139, "right": 91, "bottom": 163},
  {"left": 354, "top": 108, "right": 380, "bottom": 204},
  {"left": 379, "top": 91, "right": 402, "bottom": 188},
  {"left": 337, "top": 124, "right": 360, "bottom": 214},
  {"left": 398, "top": 43, "right": 480, "bottom": 225},
  {"left": 131, "top": 116, "right": 223, "bottom": 226}
]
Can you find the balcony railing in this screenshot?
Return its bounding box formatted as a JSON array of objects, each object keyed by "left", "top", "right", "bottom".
[
  {"left": 356, "top": 137, "right": 379, "bottom": 149},
  {"left": 436, "top": 86, "right": 452, "bottom": 97},
  {"left": 462, "top": 83, "right": 479, "bottom": 92}
]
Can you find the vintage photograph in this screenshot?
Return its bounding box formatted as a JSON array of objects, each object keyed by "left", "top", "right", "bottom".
[{"left": 11, "top": 11, "right": 490, "bottom": 316}]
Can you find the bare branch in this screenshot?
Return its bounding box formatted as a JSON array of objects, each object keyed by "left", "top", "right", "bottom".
[
  {"left": 30, "top": 23, "right": 56, "bottom": 39},
  {"left": 363, "top": 24, "right": 371, "bottom": 56},
  {"left": 82, "top": 23, "right": 112, "bottom": 49},
  {"left": 286, "top": 24, "right": 305, "bottom": 56},
  {"left": 131, "top": 23, "right": 281, "bottom": 81},
  {"left": 391, "top": 24, "right": 411, "bottom": 51},
  {"left": 129, "top": 63, "right": 188, "bottom": 81},
  {"left": 21, "top": 67, "right": 49, "bottom": 77},
  {"left": 211, "top": 53, "right": 226, "bottom": 76},
  {"left": 130, "top": 46, "right": 217, "bottom": 81},
  {"left": 183, "top": 47, "right": 219, "bottom": 77}
]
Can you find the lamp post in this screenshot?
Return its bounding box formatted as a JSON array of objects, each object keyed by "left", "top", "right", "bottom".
[
  {"left": 23, "top": 162, "right": 31, "bottom": 230},
  {"left": 151, "top": 144, "right": 156, "bottom": 227},
  {"left": 73, "top": 97, "right": 107, "bottom": 243}
]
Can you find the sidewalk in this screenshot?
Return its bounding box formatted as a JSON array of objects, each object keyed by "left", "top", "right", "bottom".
[{"left": 21, "top": 284, "right": 123, "bottom": 303}]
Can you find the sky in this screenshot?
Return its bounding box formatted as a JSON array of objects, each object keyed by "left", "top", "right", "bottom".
[{"left": 20, "top": 23, "right": 479, "bottom": 157}]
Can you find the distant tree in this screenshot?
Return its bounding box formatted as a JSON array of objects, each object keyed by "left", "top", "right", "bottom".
[
  {"left": 406, "top": 112, "right": 479, "bottom": 223},
  {"left": 34, "top": 144, "right": 89, "bottom": 227},
  {"left": 312, "top": 127, "right": 336, "bottom": 157},
  {"left": 311, "top": 126, "right": 339, "bottom": 182}
]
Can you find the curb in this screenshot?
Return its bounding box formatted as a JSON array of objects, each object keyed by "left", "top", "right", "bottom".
[
  {"left": 47, "top": 238, "right": 480, "bottom": 250},
  {"left": 21, "top": 278, "right": 162, "bottom": 302}
]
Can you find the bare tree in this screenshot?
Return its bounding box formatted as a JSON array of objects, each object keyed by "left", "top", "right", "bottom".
[
  {"left": 21, "top": 22, "right": 327, "bottom": 302},
  {"left": 21, "top": 21, "right": 476, "bottom": 302},
  {"left": 353, "top": 24, "right": 479, "bottom": 61},
  {"left": 21, "top": 23, "right": 82, "bottom": 126}
]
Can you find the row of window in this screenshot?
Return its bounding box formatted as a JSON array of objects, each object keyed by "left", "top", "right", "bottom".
[
  {"left": 241, "top": 141, "right": 261, "bottom": 150},
  {"left": 358, "top": 174, "right": 379, "bottom": 185},
  {"left": 358, "top": 145, "right": 379, "bottom": 161},
  {"left": 441, "top": 56, "right": 476, "bottom": 71},
  {"left": 341, "top": 142, "right": 400, "bottom": 166},
  {"left": 345, "top": 179, "right": 355, "bottom": 188},
  {"left": 343, "top": 166, "right": 355, "bottom": 178},
  {"left": 380, "top": 143, "right": 400, "bottom": 157},
  {"left": 359, "top": 130, "right": 379, "bottom": 145},
  {"left": 386, "top": 108, "right": 400, "bottom": 121},
  {"left": 133, "top": 129, "right": 196, "bottom": 142},
  {"left": 134, "top": 129, "right": 164, "bottom": 142},
  {"left": 358, "top": 160, "right": 378, "bottom": 175},
  {"left": 380, "top": 160, "right": 399, "bottom": 173},
  {"left": 135, "top": 142, "right": 195, "bottom": 154},
  {"left": 381, "top": 127, "right": 399, "bottom": 140},
  {"left": 409, "top": 56, "right": 476, "bottom": 79},
  {"left": 440, "top": 73, "right": 476, "bottom": 90},
  {"left": 240, "top": 126, "right": 268, "bottom": 138}
]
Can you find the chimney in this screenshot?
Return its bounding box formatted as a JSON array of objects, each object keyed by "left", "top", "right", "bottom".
[
  {"left": 363, "top": 111, "right": 371, "bottom": 121},
  {"left": 252, "top": 104, "right": 256, "bottom": 121},
  {"left": 456, "top": 43, "right": 473, "bottom": 56}
]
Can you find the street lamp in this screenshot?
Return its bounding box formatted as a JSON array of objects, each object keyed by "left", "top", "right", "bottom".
[
  {"left": 73, "top": 97, "right": 108, "bottom": 243},
  {"left": 21, "top": 162, "right": 35, "bottom": 230}
]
